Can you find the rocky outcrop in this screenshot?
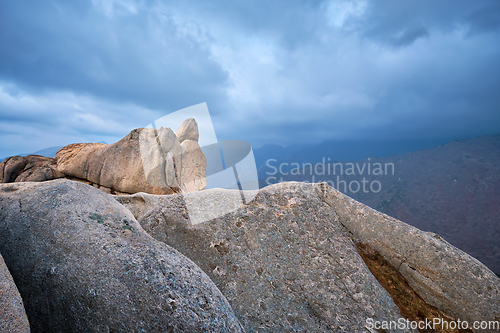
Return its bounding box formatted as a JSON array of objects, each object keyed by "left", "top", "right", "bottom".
[
  {"left": 320, "top": 183, "right": 500, "bottom": 331},
  {"left": 2, "top": 172, "right": 498, "bottom": 332},
  {"left": 0, "top": 254, "right": 30, "bottom": 333},
  {"left": 0, "top": 155, "right": 61, "bottom": 183},
  {"left": 0, "top": 179, "right": 243, "bottom": 332},
  {"left": 176, "top": 117, "right": 200, "bottom": 142},
  {"left": 115, "top": 182, "right": 500, "bottom": 333},
  {"left": 56, "top": 127, "right": 183, "bottom": 195},
  {"left": 0, "top": 118, "right": 207, "bottom": 195},
  {"left": 115, "top": 184, "right": 411, "bottom": 332}
]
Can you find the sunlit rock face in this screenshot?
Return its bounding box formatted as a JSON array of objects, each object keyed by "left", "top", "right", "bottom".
[{"left": 0, "top": 118, "right": 207, "bottom": 195}]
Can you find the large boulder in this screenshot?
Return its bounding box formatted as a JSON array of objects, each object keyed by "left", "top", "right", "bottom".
[
  {"left": 175, "top": 118, "right": 207, "bottom": 192},
  {"left": 319, "top": 183, "right": 500, "bottom": 331},
  {"left": 1, "top": 119, "right": 207, "bottom": 195},
  {"left": 0, "top": 179, "right": 243, "bottom": 333},
  {"left": 56, "top": 128, "right": 181, "bottom": 195},
  {"left": 0, "top": 253, "right": 30, "bottom": 333},
  {"left": 179, "top": 139, "right": 207, "bottom": 192},
  {"left": 115, "top": 183, "right": 414, "bottom": 332},
  {"left": 115, "top": 182, "right": 500, "bottom": 333}
]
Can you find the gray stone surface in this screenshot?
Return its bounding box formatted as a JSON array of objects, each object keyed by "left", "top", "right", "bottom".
[
  {"left": 179, "top": 139, "right": 207, "bottom": 192},
  {"left": 175, "top": 118, "right": 199, "bottom": 143},
  {"left": 0, "top": 179, "right": 243, "bottom": 333},
  {"left": 318, "top": 182, "right": 500, "bottom": 332},
  {"left": 116, "top": 182, "right": 413, "bottom": 333},
  {"left": 0, "top": 253, "right": 30, "bottom": 333}
]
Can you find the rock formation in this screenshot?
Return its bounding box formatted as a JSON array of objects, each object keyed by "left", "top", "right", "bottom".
[
  {"left": 176, "top": 118, "right": 207, "bottom": 192},
  {"left": 117, "top": 188, "right": 410, "bottom": 332},
  {"left": 0, "top": 118, "right": 207, "bottom": 195},
  {"left": 0, "top": 179, "right": 243, "bottom": 332},
  {"left": 0, "top": 253, "right": 30, "bottom": 333},
  {"left": 321, "top": 183, "right": 500, "bottom": 328},
  {"left": 0, "top": 155, "right": 61, "bottom": 184},
  {"left": 267, "top": 133, "right": 500, "bottom": 275},
  {"left": 56, "top": 128, "right": 182, "bottom": 195},
  {"left": 1, "top": 172, "right": 499, "bottom": 331},
  {"left": 176, "top": 118, "right": 200, "bottom": 142},
  {"left": 114, "top": 182, "right": 500, "bottom": 333}
]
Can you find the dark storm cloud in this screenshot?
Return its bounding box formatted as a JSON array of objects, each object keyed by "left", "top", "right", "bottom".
[
  {"left": 0, "top": 0, "right": 500, "bottom": 158},
  {"left": 352, "top": 0, "right": 500, "bottom": 45},
  {"left": 0, "top": 0, "right": 229, "bottom": 110}
]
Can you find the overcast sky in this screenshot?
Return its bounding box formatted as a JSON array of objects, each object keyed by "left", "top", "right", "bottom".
[{"left": 1, "top": 0, "right": 500, "bottom": 157}]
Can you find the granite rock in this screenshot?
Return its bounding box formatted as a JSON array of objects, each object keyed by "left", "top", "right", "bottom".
[
  {"left": 0, "top": 155, "right": 61, "bottom": 183},
  {"left": 116, "top": 182, "right": 500, "bottom": 333},
  {"left": 0, "top": 253, "right": 30, "bottom": 333},
  {"left": 179, "top": 139, "right": 207, "bottom": 192},
  {"left": 319, "top": 182, "right": 500, "bottom": 332},
  {"left": 0, "top": 179, "right": 243, "bottom": 333},
  {"left": 116, "top": 182, "right": 414, "bottom": 333},
  {"left": 56, "top": 128, "right": 181, "bottom": 195}
]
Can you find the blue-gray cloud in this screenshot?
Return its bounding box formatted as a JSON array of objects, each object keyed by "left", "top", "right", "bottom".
[{"left": 0, "top": 0, "right": 499, "bottom": 158}]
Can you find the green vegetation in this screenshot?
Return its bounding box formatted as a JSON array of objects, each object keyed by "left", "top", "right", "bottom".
[{"left": 89, "top": 213, "right": 105, "bottom": 224}]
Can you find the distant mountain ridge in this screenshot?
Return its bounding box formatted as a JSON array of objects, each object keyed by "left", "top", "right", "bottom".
[
  {"left": 253, "top": 136, "right": 464, "bottom": 180},
  {"left": 257, "top": 133, "right": 500, "bottom": 274}
]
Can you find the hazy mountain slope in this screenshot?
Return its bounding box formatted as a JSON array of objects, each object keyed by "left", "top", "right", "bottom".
[
  {"left": 351, "top": 134, "right": 500, "bottom": 274},
  {"left": 254, "top": 137, "right": 461, "bottom": 179},
  {"left": 262, "top": 134, "right": 500, "bottom": 274}
]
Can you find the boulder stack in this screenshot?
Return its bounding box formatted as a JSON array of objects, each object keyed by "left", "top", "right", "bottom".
[{"left": 0, "top": 119, "right": 207, "bottom": 195}]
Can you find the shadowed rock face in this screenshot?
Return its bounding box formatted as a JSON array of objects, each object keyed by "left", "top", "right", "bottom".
[
  {"left": 0, "top": 254, "right": 30, "bottom": 333},
  {"left": 0, "top": 118, "right": 207, "bottom": 195},
  {"left": 115, "top": 182, "right": 500, "bottom": 333},
  {"left": 319, "top": 182, "right": 500, "bottom": 330},
  {"left": 0, "top": 179, "right": 243, "bottom": 333}
]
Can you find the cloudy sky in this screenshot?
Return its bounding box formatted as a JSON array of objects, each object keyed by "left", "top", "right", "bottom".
[{"left": 1, "top": 0, "right": 500, "bottom": 158}]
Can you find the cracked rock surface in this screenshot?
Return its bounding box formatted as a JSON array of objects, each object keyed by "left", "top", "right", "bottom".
[{"left": 116, "top": 182, "right": 500, "bottom": 333}]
